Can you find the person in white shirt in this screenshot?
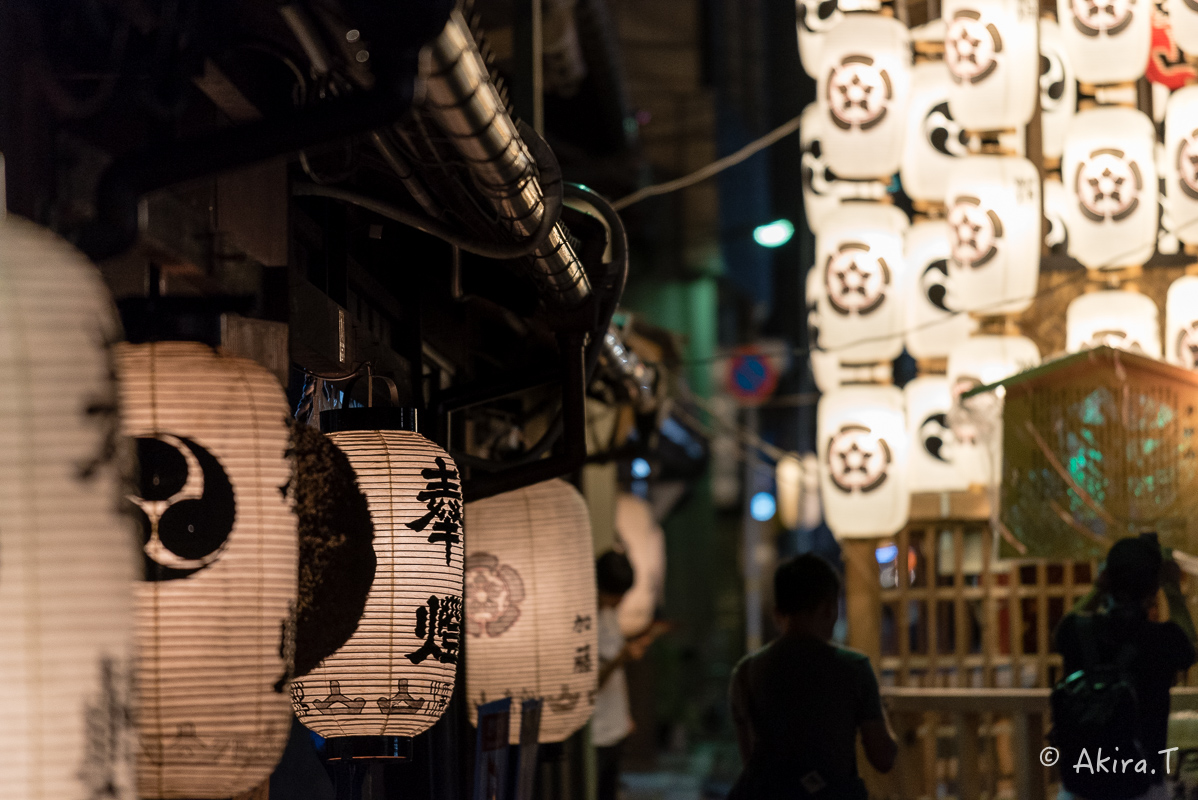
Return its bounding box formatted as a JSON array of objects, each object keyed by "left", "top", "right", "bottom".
[{"left": 593, "top": 551, "right": 669, "bottom": 800}]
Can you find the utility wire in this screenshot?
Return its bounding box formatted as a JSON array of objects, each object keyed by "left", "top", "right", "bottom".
[{"left": 611, "top": 112, "right": 804, "bottom": 211}]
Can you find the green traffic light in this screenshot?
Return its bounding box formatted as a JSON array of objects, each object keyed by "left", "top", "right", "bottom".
[{"left": 753, "top": 219, "right": 795, "bottom": 248}]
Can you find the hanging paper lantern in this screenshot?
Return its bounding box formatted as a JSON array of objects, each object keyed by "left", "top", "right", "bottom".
[
  {"left": 901, "top": 62, "right": 969, "bottom": 206},
  {"left": 814, "top": 202, "right": 908, "bottom": 363},
  {"left": 465, "top": 479, "right": 598, "bottom": 744},
  {"left": 1166, "top": 275, "right": 1198, "bottom": 368},
  {"left": 797, "top": 0, "right": 885, "bottom": 75},
  {"left": 117, "top": 341, "right": 296, "bottom": 799},
  {"left": 1066, "top": 290, "right": 1162, "bottom": 357},
  {"left": 801, "top": 103, "right": 844, "bottom": 235},
  {"left": 943, "top": 0, "right": 1038, "bottom": 131},
  {"left": 905, "top": 219, "right": 976, "bottom": 359},
  {"left": 904, "top": 375, "right": 986, "bottom": 492},
  {"left": 817, "top": 385, "right": 908, "bottom": 538},
  {"left": 1167, "top": 0, "right": 1198, "bottom": 60},
  {"left": 1040, "top": 19, "right": 1078, "bottom": 162},
  {"left": 1063, "top": 107, "right": 1158, "bottom": 270},
  {"left": 293, "top": 410, "right": 463, "bottom": 742},
  {"left": 775, "top": 454, "right": 804, "bottom": 531},
  {"left": 1164, "top": 85, "right": 1198, "bottom": 247},
  {"left": 1149, "top": 0, "right": 1197, "bottom": 88},
  {"left": 816, "top": 13, "right": 912, "bottom": 179},
  {"left": 945, "top": 155, "right": 1042, "bottom": 314},
  {"left": 613, "top": 494, "right": 666, "bottom": 638},
  {"left": 1058, "top": 0, "right": 1152, "bottom": 84},
  {"left": 1044, "top": 177, "right": 1072, "bottom": 255},
  {"left": 0, "top": 218, "right": 136, "bottom": 800},
  {"left": 946, "top": 335, "right": 1041, "bottom": 486}
]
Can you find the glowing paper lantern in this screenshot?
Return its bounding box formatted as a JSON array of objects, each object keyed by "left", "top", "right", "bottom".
[
  {"left": 1040, "top": 19, "right": 1077, "bottom": 162},
  {"left": 947, "top": 335, "right": 1041, "bottom": 485},
  {"left": 816, "top": 13, "right": 912, "bottom": 179},
  {"left": 901, "top": 62, "right": 969, "bottom": 205},
  {"left": 1164, "top": 85, "right": 1198, "bottom": 247},
  {"left": 1166, "top": 275, "right": 1198, "bottom": 368},
  {"left": 904, "top": 375, "right": 984, "bottom": 492},
  {"left": 1058, "top": 0, "right": 1152, "bottom": 84},
  {"left": 0, "top": 218, "right": 136, "bottom": 800},
  {"left": 945, "top": 155, "right": 1042, "bottom": 314},
  {"left": 905, "top": 219, "right": 976, "bottom": 359},
  {"left": 1063, "top": 107, "right": 1158, "bottom": 270},
  {"left": 1044, "top": 177, "right": 1072, "bottom": 255},
  {"left": 117, "top": 341, "right": 296, "bottom": 798},
  {"left": 293, "top": 411, "right": 463, "bottom": 742},
  {"left": 797, "top": 0, "right": 883, "bottom": 75},
  {"left": 814, "top": 203, "right": 908, "bottom": 363},
  {"left": 1167, "top": 0, "right": 1198, "bottom": 59},
  {"left": 1066, "top": 290, "right": 1162, "bottom": 357},
  {"left": 613, "top": 494, "right": 666, "bottom": 637},
  {"left": 943, "top": 0, "right": 1038, "bottom": 130},
  {"left": 465, "top": 479, "right": 598, "bottom": 744},
  {"left": 816, "top": 385, "right": 909, "bottom": 538}
]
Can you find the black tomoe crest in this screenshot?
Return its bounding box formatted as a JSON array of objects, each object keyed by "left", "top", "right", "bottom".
[{"left": 130, "top": 435, "right": 235, "bottom": 581}]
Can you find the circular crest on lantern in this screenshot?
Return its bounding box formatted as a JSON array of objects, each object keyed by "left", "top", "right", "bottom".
[
  {"left": 826, "top": 424, "right": 892, "bottom": 492},
  {"left": 464, "top": 553, "right": 525, "bottom": 637},
  {"left": 824, "top": 242, "right": 892, "bottom": 314},
  {"left": 1074, "top": 148, "right": 1144, "bottom": 221},
  {"left": 945, "top": 9, "right": 1003, "bottom": 84},
  {"left": 1070, "top": 0, "right": 1137, "bottom": 36},
  {"left": 825, "top": 54, "right": 894, "bottom": 131},
  {"left": 948, "top": 196, "right": 1002, "bottom": 269}
]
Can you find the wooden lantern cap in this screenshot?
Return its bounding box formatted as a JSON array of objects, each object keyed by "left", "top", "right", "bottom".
[{"left": 969, "top": 314, "right": 1022, "bottom": 336}]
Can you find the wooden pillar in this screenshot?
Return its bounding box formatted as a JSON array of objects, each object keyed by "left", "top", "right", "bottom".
[
  {"left": 954, "top": 712, "right": 982, "bottom": 800},
  {"left": 844, "top": 539, "right": 882, "bottom": 665}
]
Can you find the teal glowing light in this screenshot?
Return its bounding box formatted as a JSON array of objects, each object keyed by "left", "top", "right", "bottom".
[
  {"left": 753, "top": 219, "right": 795, "bottom": 248},
  {"left": 750, "top": 492, "right": 776, "bottom": 521}
]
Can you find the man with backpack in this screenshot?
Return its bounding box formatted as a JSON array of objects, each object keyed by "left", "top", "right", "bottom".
[{"left": 1051, "top": 535, "right": 1197, "bottom": 800}]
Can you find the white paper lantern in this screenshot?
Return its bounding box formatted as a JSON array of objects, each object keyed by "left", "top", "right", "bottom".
[
  {"left": 816, "top": 13, "right": 912, "bottom": 179},
  {"left": 1044, "top": 177, "right": 1072, "bottom": 254},
  {"left": 1063, "top": 107, "right": 1158, "bottom": 270},
  {"left": 613, "top": 494, "right": 666, "bottom": 638},
  {"left": 1166, "top": 275, "right": 1198, "bottom": 368},
  {"left": 1040, "top": 19, "right": 1078, "bottom": 161},
  {"left": 797, "top": 0, "right": 884, "bottom": 75},
  {"left": 1058, "top": 0, "right": 1152, "bottom": 84},
  {"left": 816, "top": 385, "right": 909, "bottom": 538},
  {"left": 294, "top": 413, "right": 463, "bottom": 741},
  {"left": 1167, "top": 0, "right": 1198, "bottom": 55},
  {"left": 904, "top": 375, "right": 986, "bottom": 492},
  {"left": 0, "top": 218, "right": 136, "bottom": 800},
  {"left": 814, "top": 203, "right": 908, "bottom": 363},
  {"left": 945, "top": 155, "right": 1042, "bottom": 314},
  {"left": 117, "top": 341, "right": 296, "bottom": 799},
  {"left": 943, "top": 0, "right": 1039, "bottom": 131},
  {"left": 1164, "top": 85, "right": 1198, "bottom": 247},
  {"left": 802, "top": 103, "right": 890, "bottom": 235},
  {"left": 946, "top": 335, "right": 1041, "bottom": 486},
  {"left": 465, "top": 479, "right": 598, "bottom": 744},
  {"left": 905, "top": 219, "right": 977, "bottom": 359},
  {"left": 901, "top": 62, "right": 969, "bottom": 205},
  {"left": 1065, "top": 289, "right": 1162, "bottom": 356}
]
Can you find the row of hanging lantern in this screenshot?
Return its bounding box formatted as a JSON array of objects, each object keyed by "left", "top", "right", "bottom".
[
  {"left": 1, "top": 215, "right": 602, "bottom": 800},
  {"left": 803, "top": 0, "right": 1198, "bottom": 542}
]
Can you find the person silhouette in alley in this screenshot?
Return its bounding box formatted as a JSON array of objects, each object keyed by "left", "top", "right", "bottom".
[
  {"left": 729, "top": 553, "right": 897, "bottom": 799},
  {"left": 593, "top": 550, "right": 671, "bottom": 800},
  {"left": 1052, "top": 535, "right": 1197, "bottom": 800}
]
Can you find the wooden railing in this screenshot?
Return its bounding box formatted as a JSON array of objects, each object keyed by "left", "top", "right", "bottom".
[{"left": 869, "top": 687, "right": 1198, "bottom": 800}]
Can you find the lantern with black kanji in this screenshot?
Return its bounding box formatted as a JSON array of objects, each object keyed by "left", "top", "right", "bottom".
[
  {"left": 294, "top": 408, "right": 463, "bottom": 749},
  {"left": 0, "top": 217, "right": 136, "bottom": 800},
  {"left": 464, "top": 479, "right": 599, "bottom": 744},
  {"left": 118, "top": 340, "right": 297, "bottom": 798}
]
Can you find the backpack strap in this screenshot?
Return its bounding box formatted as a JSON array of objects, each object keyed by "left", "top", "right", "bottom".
[{"left": 1077, "top": 614, "right": 1139, "bottom": 676}]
